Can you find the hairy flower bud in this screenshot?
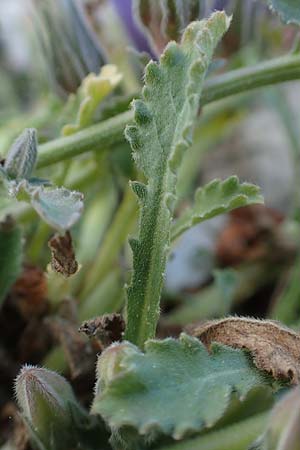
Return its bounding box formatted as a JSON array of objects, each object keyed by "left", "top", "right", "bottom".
[
  {"left": 4, "top": 129, "right": 37, "bottom": 181},
  {"left": 15, "top": 366, "right": 81, "bottom": 450},
  {"left": 255, "top": 387, "right": 300, "bottom": 450},
  {"left": 93, "top": 342, "right": 136, "bottom": 400},
  {"left": 32, "top": 0, "right": 106, "bottom": 97}
]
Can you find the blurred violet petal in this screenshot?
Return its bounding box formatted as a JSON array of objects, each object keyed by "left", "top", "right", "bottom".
[
  {"left": 213, "top": 0, "right": 237, "bottom": 14},
  {"left": 111, "top": 0, "right": 155, "bottom": 56},
  {"left": 213, "top": 0, "right": 230, "bottom": 10}
]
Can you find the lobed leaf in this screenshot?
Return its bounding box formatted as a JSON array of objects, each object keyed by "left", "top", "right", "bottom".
[
  {"left": 92, "top": 334, "right": 271, "bottom": 440},
  {"left": 266, "top": 0, "right": 300, "bottom": 25},
  {"left": 171, "top": 176, "right": 264, "bottom": 241},
  {"left": 0, "top": 217, "right": 22, "bottom": 308},
  {"left": 30, "top": 186, "right": 84, "bottom": 232},
  {"left": 62, "top": 64, "right": 122, "bottom": 136},
  {"left": 125, "top": 12, "right": 231, "bottom": 346}
]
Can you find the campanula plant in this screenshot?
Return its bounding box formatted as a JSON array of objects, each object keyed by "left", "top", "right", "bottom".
[{"left": 1, "top": 1, "right": 300, "bottom": 450}]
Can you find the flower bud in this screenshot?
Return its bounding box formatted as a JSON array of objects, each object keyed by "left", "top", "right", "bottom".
[
  {"left": 4, "top": 129, "right": 37, "bottom": 181},
  {"left": 15, "top": 366, "right": 80, "bottom": 450},
  {"left": 32, "top": 0, "right": 106, "bottom": 98},
  {"left": 258, "top": 387, "right": 300, "bottom": 450},
  {"left": 92, "top": 342, "right": 137, "bottom": 405}
]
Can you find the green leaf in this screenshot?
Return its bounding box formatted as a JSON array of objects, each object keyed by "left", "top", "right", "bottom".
[
  {"left": 62, "top": 64, "right": 122, "bottom": 136},
  {"left": 30, "top": 186, "right": 84, "bottom": 232},
  {"left": 4, "top": 128, "right": 37, "bottom": 180},
  {"left": 92, "top": 334, "right": 270, "bottom": 440},
  {"left": 0, "top": 217, "right": 22, "bottom": 308},
  {"left": 266, "top": 0, "right": 300, "bottom": 25},
  {"left": 124, "top": 12, "right": 231, "bottom": 347},
  {"left": 171, "top": 176, "right": 263, "bottom": 241}
]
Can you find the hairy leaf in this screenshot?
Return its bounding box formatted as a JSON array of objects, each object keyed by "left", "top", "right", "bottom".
[
  {"left": 266, "top": 0, "right": 300, "bottom": 25},
  {"left": 4, "top": 128, "right": 37, "bottom": 180},
  {"left": 92, "top": 334, "right": 270, "bottom": 440},
  {"left": 62, "top": 64, "right": 122, "bottom": 136},
  {"left": 30, "top": 187, "right": 84, "bottom": 232},
  {"left": 125, "top": 12, "right": 231, "bottom": 347},
  {"left": 0, "top": 217, "right": 22, "bottom": 307},
  {"left": 172, "top": 176, "right": 263, "bottom": 240}
]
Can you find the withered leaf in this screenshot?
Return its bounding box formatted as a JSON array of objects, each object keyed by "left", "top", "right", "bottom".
[
  {"left": 189, "top": 317, "right": 300, "bottom": 384},
  {"left": 48, "top": 231, "right": 78, "bottom": 278},
  {"left": 79, "top": 313, "right": 125, "bottom": 348}
]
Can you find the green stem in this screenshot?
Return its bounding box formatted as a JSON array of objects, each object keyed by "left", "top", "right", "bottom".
[
  {"left": 157, "top": 413, "right": 267, "bottom": 450},
  {"left": 37, "top": 110, "right": 133, "bottom": 168},
  {"left": 201, "top": 54, "right": 300, "bottom": 105},
  {"left": 36, "top": 55, "right": 300, "bottom": 169}
]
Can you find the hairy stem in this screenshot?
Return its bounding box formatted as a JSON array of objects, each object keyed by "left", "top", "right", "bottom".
[
  {"left": 37, "top": 111, "right": 133, "bottom": 168},
  {"left": 36, "top": 54, "right": 300, "bottom": 169},
  {"left": 201, "top": 54, "right": 300, "bottom": 104}
]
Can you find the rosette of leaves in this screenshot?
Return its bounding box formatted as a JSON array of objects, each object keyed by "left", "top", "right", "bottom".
[
  {"left": 92, "top": 334, "right": 272, "bottom": 443},
  {"left": 0, "top": 129, "right": 83, "bottom": 232}
]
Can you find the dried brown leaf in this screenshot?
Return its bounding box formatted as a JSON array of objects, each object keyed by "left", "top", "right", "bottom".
[
  {"left": 79, "top": 313, "right": 125, "bottom": 347},
  {"left": 48, "top": 231, "right": 78, "bottom": 278},
  {"left": 189, "top": 317, "right": 300, "bottom": 384}
]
